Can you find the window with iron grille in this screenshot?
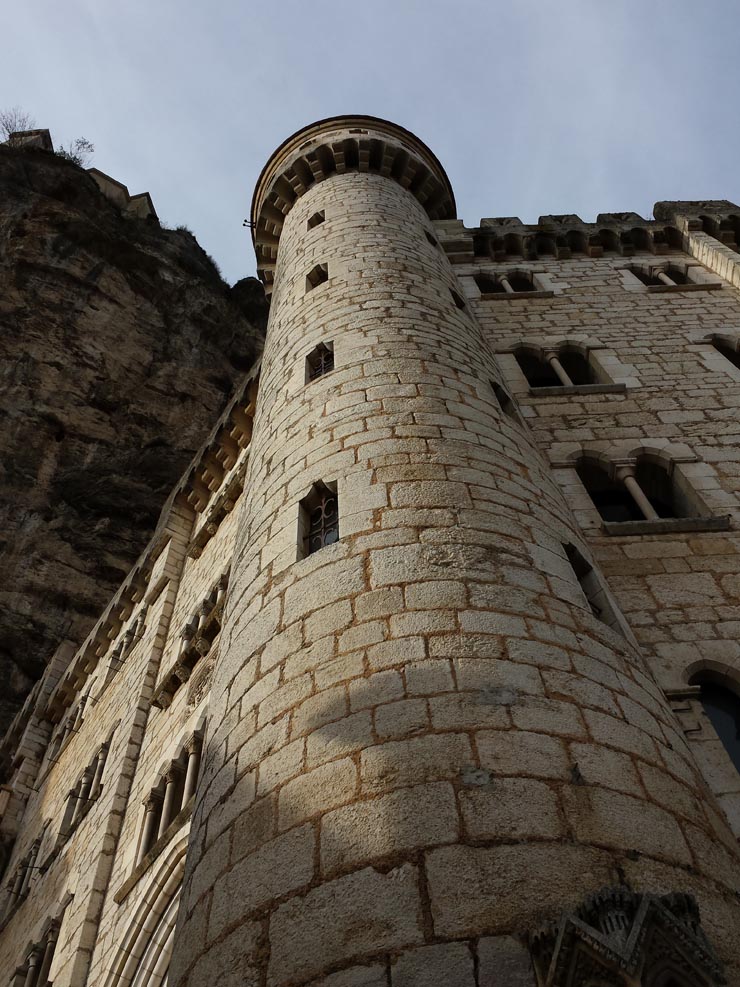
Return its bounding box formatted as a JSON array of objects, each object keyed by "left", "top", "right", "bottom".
[
  {"left": 299, "top": 482, "right": 339, "bottom": 558},
  {"left": 306, "top": 343, "right": 334, "bottom": 383}
]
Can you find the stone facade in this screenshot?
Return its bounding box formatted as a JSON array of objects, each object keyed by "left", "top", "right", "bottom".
[{"left": 1, "top": 116, "right": 740, "bottom": 987}]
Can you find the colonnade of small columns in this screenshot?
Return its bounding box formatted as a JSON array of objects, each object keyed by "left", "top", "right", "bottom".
[
  {"left": 135, "top": 734, "right": 203, "bottom": 867},
  {"left": 2, "top": 839, "right": 40, "bottom": 922},
  {"left": 10, "top": 920, "right": 59, "bottom": 987}
]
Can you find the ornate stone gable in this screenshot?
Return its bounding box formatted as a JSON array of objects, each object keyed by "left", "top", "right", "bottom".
[{"left": 530, "top": 888, "right": 726, "bottom": 987}]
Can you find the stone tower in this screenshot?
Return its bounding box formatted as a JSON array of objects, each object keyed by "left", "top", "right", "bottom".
[{"left": 165, "top": 117, "right": 740, "bottom": 986}]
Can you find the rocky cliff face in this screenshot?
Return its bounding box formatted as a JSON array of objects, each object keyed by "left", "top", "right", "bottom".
[{"left": 0, "top": 143, "right": 267, "bottom": 731}]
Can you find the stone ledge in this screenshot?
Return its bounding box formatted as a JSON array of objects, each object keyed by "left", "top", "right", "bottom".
[
  {"left": 113, "top": 799, "right": 193, "bottom": 904},
  {"left": 480, "top": 290, "right": 554, "bottom": 301},
  {"left": 646, "top": 282, "right": 723, "bottom": 293},
  {"left": 603, "top": 516, "right": 731, "bottom": 536},
  {"left": 529, "top": 383, "right": 627, "bottom": 398}
]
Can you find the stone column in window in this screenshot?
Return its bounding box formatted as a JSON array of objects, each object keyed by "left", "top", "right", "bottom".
[
  {"left": 657, "top": 270, "right": 677, "bottom": 286},
  {"left": 157, "top": 767, "right": 182, "bottom": 839},
  {"left": 18, "top": 842, "right": 39, "bottom": 898},
  {"left": 544, "top": 349, "right": 573, "bottom": 386},
  {"left": 136, "top": 792, "right": 163, "bottom": 865},
  {"left": 70, "top": 769, "right": 93, "bottom": 827},
  {"left": 498, "top": 275, "right": 515, "bottom": 294},
  {"left": 89, "top": 742, "right": 109, "bottom": 800},
  {"left": 36, "top": 924, "right": 59, "bottom": 985},
  {"left": 4, "top": 867, "right": 25, "bottom": 917},
  {"left": 615, "top": 465, "right": 660, "bottom": 521},
  {"left": 182, "top": 736, "right": 202, "bottom": 806},
  {"left": 22, "top": 945, "right": 42, "bottom": 987}
]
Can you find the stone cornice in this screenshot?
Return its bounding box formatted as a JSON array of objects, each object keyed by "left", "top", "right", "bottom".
[{"left": 250, "top": 115, "right": 456, "bottom": 291}]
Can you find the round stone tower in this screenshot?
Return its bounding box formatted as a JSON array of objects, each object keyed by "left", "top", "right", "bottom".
[{"left": 170, "top": 117, "right": 740, "bottom": 986}]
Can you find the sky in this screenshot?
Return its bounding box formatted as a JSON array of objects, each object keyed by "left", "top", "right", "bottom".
[{"left": 3, "top": 0, "right": 739, "bottom": 286}]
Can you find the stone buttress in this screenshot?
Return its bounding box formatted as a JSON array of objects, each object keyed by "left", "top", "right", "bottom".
[{"left": 169, "top": 118, "right": 740, "bottom": 987}]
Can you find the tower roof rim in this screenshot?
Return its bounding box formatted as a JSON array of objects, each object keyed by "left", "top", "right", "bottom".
[{"left": 249, "top": 113, "right": 457, "bottom": 240}]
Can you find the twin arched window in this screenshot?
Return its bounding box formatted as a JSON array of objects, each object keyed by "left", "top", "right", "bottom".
[
  {"left": 576, "top": 455, "right": 699, "bottom": 524},
  {"left": 516, "top": 344, "right": 598, "bottom": 389}
]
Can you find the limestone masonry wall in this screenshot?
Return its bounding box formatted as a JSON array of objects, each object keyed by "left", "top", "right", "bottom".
[{"left": 1, "top": 118, "right": 740, "bottom": 987}]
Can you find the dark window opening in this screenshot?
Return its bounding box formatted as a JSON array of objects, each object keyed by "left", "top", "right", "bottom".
[
  {"left": 666, "top": 266, "right": 688, "bottom": 284},
  {"left": 425, "top": 230, "right": 439, "bottom": 248},
  {"left": 307, "top": 210, "right": 325, "bottom": 230},
  {"left": 475, "top": 272, "right": 505, "bottom": 294},
  {"left": 713, "top": 338, "right": 740, "bottom": 371},
  {"left": 696, "top": 682, "right": 740, "bottom": 775},
  {"left": 634, "top": 458, "right": 682, "bottom": 519},
  {"left": 515, "top": 350, "right": 561, "bottom": 388},
  {"left": 450, "top": 287, "right": 466, "bottom": 309},
  {"left": 630, "top": 264, "right": 688, "bottom": 287},
  {"left": 507, "top": 273, "right": 535, "bottom": 292},
  {"left": 576, "top": 460, "right": 642, "bottom": 523},
  {"left": 306, "top": 343, "right": 334, "bottom": 383},
  {"left": 306, "top": 263, "right": 328, "bottom": 292},
  {"left": 630, "top": 267, "right": 663, "bottom": 287},
  {"left": 559, "top": 348, "right": 597, "bottom": 385},
  {"left": 300, "top": 482, "right": 339, "bottom": 558},
  {"left": 491, "top": 381, "right": 519, "bottom": 422}
]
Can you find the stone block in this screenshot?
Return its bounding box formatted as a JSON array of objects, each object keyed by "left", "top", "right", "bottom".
[
  {"left": 390, "top": 942, "right": 475, "bottom": 987},
  {"left": 279, "top": 757, "right": 358, "bottom": 830},
  {"left": 210, "top": 824, "right": 315, "bottom": 939},
  {"left": 321, "top": 781, "right": 459, "bottom": 874},
  {"left": 361, "top": 733, "right": 472, "bottom": 794},
  {"left": 477, "top": 936, "right": 535, "bottom": 987},
  {"left": 459, "top": 777, "right": 563, "bottom": 840},
  {"left": 267, "top": 865, "right": 424, "bottom": 986},
  {"left": 562, "top": 787, "right": 692, "bottom": 863},
  {"left": 477, "top": 729, "right": 569, "bottom": 780},
  {"left": 425, "top": 844, "right": 613, "bottom": 936}
]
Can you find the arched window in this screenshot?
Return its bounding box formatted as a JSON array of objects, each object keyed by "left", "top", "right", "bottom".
[
  {"left": 577, "top": 455, "right": 702, "bottom": 524},
  {"left": 576, "top": 459, "right": 642, "bottom": 523},
  {"left": 298, "top": 481, "right": 339, "bottom": 558},
  {"left": 633, "top": 458, "right": 683, "bottom": 518},
  {"left": 514, "top": 348, "right": 561, "bottom": 388},
  {"left": 629, "top": 264, "right": 689, "bottom": 287},
  {"left": 475, "top": 271, "right": 536, "bottom": 295},
  {"left": 696, "top": 681, "right": 740, "bottom": 775},
  {"left": 558, "top": 346, "right": 597, "bottom": 385},
  {"left": 514, "top": 345, "right": 600, "bottom": 389}
]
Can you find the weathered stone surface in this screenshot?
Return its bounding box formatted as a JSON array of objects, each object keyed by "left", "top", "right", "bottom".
[{"left": 0, "top": 144, "right": 266, "bottom": 730}]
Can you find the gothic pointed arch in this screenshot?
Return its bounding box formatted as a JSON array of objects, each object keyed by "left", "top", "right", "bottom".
[{"left": 529, "top": 887, "right": 725, "bottom": 987}]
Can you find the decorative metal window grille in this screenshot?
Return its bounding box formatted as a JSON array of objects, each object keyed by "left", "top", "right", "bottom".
[
  {"left": 306, "top": 489, "right": 339, "bottom": 555},
  {"left": 306, "top": 344, "right": 334, "bottom": 382}
]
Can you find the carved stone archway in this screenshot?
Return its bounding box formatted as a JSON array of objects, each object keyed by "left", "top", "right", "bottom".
[{"left": 530, "top": 887, "right": 726, "bottom": 987}]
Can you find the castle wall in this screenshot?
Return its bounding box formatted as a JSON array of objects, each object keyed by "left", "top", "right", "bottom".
[
  {"left": 2, "top": 117, "right": 740, "bottom": 987},
  {"left": 168, "top": 127, "right": 740, "bottom": 987},
  {"left": 460, "top": 246, "right": 740, "bottom": 841}
]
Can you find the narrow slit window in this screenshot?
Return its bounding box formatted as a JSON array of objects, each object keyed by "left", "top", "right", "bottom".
[
  {"left": 307, "top": 210, "right": 325, "bottom": 230},
  {"left": 563, "top": 542, "right": 625, "bottom": 637},
  {"left": 306, "top": 342, "right": 334, "bottom": 383},
  {"left": 712, "top": 337, "right": 740, "bottom": 371},
  {"left": 425, "top": 230, "right": 439, "bottom": 248},
  {"left": 306, "top": 263, "right": 328, "bottom": 292},
  {"left": 491, "top": 381, "right": 519, "bottom": 422},
  {"left": 450, "top": 287, "right": 466, "bottom": 310}
]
